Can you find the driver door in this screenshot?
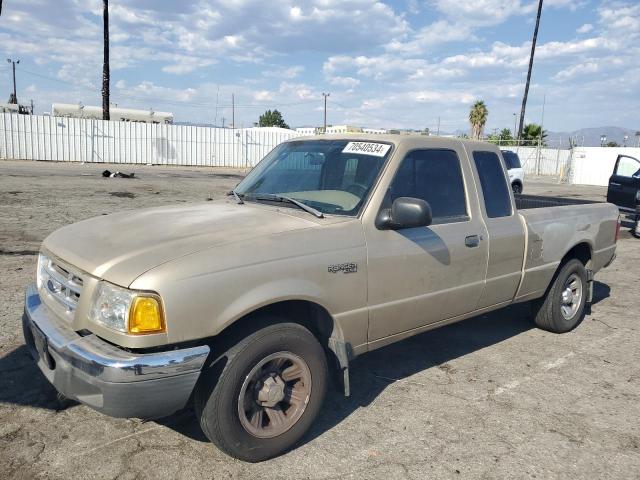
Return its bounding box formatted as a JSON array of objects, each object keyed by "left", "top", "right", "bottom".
[{"left": 364, "top": 146, "right": 489, "bottom": 343}]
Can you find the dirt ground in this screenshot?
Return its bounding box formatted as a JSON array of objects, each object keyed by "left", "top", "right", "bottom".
[{"left": 1, "top": 159, "right": 639, "bottom": 479}]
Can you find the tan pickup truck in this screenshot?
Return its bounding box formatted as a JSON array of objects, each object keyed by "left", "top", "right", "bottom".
[{"left": 23, "top": 135, "right": 619, "bottom": 461}]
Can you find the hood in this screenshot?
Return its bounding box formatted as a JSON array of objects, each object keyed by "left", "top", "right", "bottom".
[{"left": 43, "top": 200, "right": 321, "bottom": 286}]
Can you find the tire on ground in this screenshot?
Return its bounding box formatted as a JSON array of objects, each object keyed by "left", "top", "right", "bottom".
[
  {"left": 194, "top": 320, "right": 328, "bottom": 462},
  {"left": 532, "top": 258, "right": 588, "bottom": 333}
]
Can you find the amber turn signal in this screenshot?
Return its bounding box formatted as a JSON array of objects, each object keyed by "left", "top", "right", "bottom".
[{"left": 128, "top": 296, "right": 165, "bottom": 334}]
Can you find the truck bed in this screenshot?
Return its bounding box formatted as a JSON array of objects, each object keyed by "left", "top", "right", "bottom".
[{"left": 515, "top": 193, "right": 599, "bottom": 210}]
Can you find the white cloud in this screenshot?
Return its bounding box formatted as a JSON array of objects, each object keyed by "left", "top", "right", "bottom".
[
  {"left": 385, "top": 20, "right": 473, "bottom": 55},
  {"left": 430, "top": 0, "right": 535, "bottom": 27},
  {"left": 327, "top": 76, "right": 360, "bottom": 88},
  {"left": 553, "top": 62, "right": 599, "bottom": 81},
  {"left": 263, "top": 66, "right": 305, "bottom": 79},
  {"left": 577, "top": 23, "right": 593, "bottom": 33}
]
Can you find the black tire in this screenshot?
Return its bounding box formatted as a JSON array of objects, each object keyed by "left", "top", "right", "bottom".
[
  {"left": 194, "top": 320, "right": 328, "bottom": 462},
  {"left": 512, "top": 182, "right": 522, "bottom": 194},
  {"left": 532, "top": 258, "right": 588, "bottom": 333}
]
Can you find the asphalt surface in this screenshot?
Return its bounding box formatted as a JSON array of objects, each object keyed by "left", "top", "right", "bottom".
[{"left": 1, "top": 160, "right": 639, "bottom": 479}]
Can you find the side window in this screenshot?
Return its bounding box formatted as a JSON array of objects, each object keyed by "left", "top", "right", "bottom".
[
  {"left": 501, "top": 151, "right": 521, "bottom": 169},
  {"left": 614, "top": 156, "right": 640, "bottom": 177},
  {"left": 473, "top": 151, "right": 513, "bottom": 218},
  {"left": 388, "top": 149, "right": 468, "bottom": 223}
]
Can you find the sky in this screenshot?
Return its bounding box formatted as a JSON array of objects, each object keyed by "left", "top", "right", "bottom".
[{"left": 0, "top": 0, "right": 638, "bottom": 134}]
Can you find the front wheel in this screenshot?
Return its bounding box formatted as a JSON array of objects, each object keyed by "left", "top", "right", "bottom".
[
  {"left": 532, "top": 259, "right": 588, "bottom": 333},
  {"left": 194, "top": 321, "right": 328, "bottom": 462}
]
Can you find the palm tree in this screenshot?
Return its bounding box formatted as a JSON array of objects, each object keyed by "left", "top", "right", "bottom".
[
  {"left": 517, "top": 0, "right": 543, "bottom": 139},
  {"left": 522, "top": 123, "right": 547, "bottom": 146},
  {"left": 102, "top": 0, "right": 110, "bottom": 120},
  {"left": 469, "top": 100, "right": 489, "bottom": 140}
]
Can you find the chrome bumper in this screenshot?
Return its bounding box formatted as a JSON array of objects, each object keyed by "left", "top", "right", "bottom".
[{"left": 23, "top": 284, "right": 210, "bottom": 419}]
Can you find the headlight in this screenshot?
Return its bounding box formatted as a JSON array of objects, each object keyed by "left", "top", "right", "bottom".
[
  {"left": 36, "top": 253, "right": 47, "bottom": 290},
  {"left": 89, "top": 282, "right": 165, "bottom": 335}
]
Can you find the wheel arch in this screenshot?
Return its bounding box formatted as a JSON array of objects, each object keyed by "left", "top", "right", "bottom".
[
  {"left": 210, "top": 299, "right": 352, "bottom": 396},
  {"left": 561, "top": 241, "right": 593, "bottom": 268}
]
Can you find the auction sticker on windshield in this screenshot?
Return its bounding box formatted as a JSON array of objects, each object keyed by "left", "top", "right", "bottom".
[{"left": 342, "top": 142, "right": 391, "bottom": 157}]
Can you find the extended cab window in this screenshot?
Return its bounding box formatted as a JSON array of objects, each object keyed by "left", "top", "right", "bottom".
[
  {"left": 387, "top": 149, "right": 468, "bottom": 224},
  {"left": 473, "top": 151, "right": 513, "bottom": 218}
]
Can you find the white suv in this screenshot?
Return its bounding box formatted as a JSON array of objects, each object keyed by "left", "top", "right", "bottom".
[{"left": 501, "top": 150, "right": 525, "bottom": 194}]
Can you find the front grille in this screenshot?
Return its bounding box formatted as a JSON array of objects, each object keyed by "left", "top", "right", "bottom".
[{"left": 40, "top": 256, "right": 84, "bottom": 312}]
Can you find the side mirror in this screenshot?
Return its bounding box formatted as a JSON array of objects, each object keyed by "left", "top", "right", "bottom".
[{"left": 376, "top": 197, "right": 432, "bottom": 230}]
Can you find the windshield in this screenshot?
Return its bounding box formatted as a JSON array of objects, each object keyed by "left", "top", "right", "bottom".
[{"left": 235, "top": 140, "right": 393, "bottom": 216}]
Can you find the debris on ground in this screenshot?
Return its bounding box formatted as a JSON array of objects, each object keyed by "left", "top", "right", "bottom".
[{"left": 102, "top": 170, "right": 135, "bottom": 179}]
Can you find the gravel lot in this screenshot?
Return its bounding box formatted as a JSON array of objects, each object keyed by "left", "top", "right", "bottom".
[{"left": 1, "top": 159, "right": 639, "bottom": 479}]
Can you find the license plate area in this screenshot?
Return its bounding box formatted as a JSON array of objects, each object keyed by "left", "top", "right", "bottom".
[{"left": 31, "top": 323, "right": 55, "bottom": 370}]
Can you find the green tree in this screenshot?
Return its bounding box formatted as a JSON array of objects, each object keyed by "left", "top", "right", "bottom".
[
  {"left": 521, "top": 123, "right": 547, "bottom": 146},
  {"left": 499, "top": 128, "right": 514, "bottom": 145},
  {"left": 489, "top": 128, "right": 515, "bottom": 145},
  {"left": 469, "top": 100, "right": 488, "bottom": 140},
  {"left": 606, "top": 141, "right": 620, "bottom": 147},
  {"left": 258, "top": 110, "right": 290, "bottom": 129}
]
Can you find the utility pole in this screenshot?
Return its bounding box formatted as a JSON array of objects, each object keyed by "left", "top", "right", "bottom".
[
  {"left": 437, "top": 117, "right": 440, "bottom": 135},
  {"left": 6, "top": 58, "right": 19, "bottom": 104},
  {"left": 102, "top": 0, "right": 110, "bottom": 120},
  {"left": 322, "top": 92, "right": 330, "bottom": 133},
  {"left": 232, "top": 93, "right": 235, "bottom": 129},
  {"left": 30, "top": 99, "right": 34, "bottom": 114},
  {"left": 518, "top": 0, "right": 543, "bottom": 139}
]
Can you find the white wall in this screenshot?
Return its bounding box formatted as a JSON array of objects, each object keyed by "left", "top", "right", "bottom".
[
  {"left": 0, "top": 113, "right": 301, "bottom": 167},
  {"left": 570, "top": 147, "right": 640, "bottom": 186}
]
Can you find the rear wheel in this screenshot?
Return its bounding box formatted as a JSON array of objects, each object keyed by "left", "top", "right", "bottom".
[
  {"left": 194, "top": 321, "right": 328, "bottom": 462},
  {"left": 532, "top": 258, "right": 588, "bottom": 333}
]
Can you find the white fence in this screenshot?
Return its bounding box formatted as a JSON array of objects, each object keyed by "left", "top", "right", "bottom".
[
  {"left": 500, "top": 146, "right": 572, "bottom": 176},
  {"left": 570, "top": 147, "right": 640, "bottom": 186},
  {"left": 0, "top": 113, "right": 301, "bottom": 168},
  {"left": 2, "top": 113, "right": 636, "bottom": 186}
]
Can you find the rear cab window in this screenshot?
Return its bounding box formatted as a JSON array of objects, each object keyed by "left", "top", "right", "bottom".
[
  {"left": 473, "top": 151, "right": 513, "bottom": 218},
  {"left": 385, "top": 149, "right": 469, "bottom": 224}
]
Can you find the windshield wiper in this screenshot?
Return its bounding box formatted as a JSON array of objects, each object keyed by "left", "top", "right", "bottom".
[
  {"left": 227, "top": 190, "right": 244, "bottom": 204},
  {"left": 250, "top": 193, "right": 324, "bottom": 219}
]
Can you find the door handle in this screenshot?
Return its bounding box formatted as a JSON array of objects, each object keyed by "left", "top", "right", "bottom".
[
  {"left": 465, "top": 235, "right": 480, "bottom": 248},
  {"left": 610, "top": 182, "right": 621, "bottom": 186}
]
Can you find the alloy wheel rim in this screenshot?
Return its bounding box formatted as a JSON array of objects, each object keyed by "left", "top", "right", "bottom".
[
  {"left": 238, "top": 351, "right": 312, "bottom": 438},
  {"left": 560, "top": 273, "right": 582, "bottom": 320}
]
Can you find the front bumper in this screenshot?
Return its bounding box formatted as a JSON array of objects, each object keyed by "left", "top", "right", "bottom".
[{"left": 22, "top": 284, "right": 210, "bottom": 419}]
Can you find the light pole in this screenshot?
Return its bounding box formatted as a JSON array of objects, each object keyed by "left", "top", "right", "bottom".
[
  {"left": 102, "top": 0, "right": 110, "bottom": 120},
  {"left": 600, "top": 135, "right": 606, "bottom": 147},
  {"left": 322, "top": 93, "right": 330, "bottom": 133},
  {"left": 6, "top": 58, "right": 19, "bottom": 104},
  {"left": 513, "top": 113, "right": 518, "bottom": 144},
  {"left": 623, "top": 135, "right": 629, "bottom": 147}
]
